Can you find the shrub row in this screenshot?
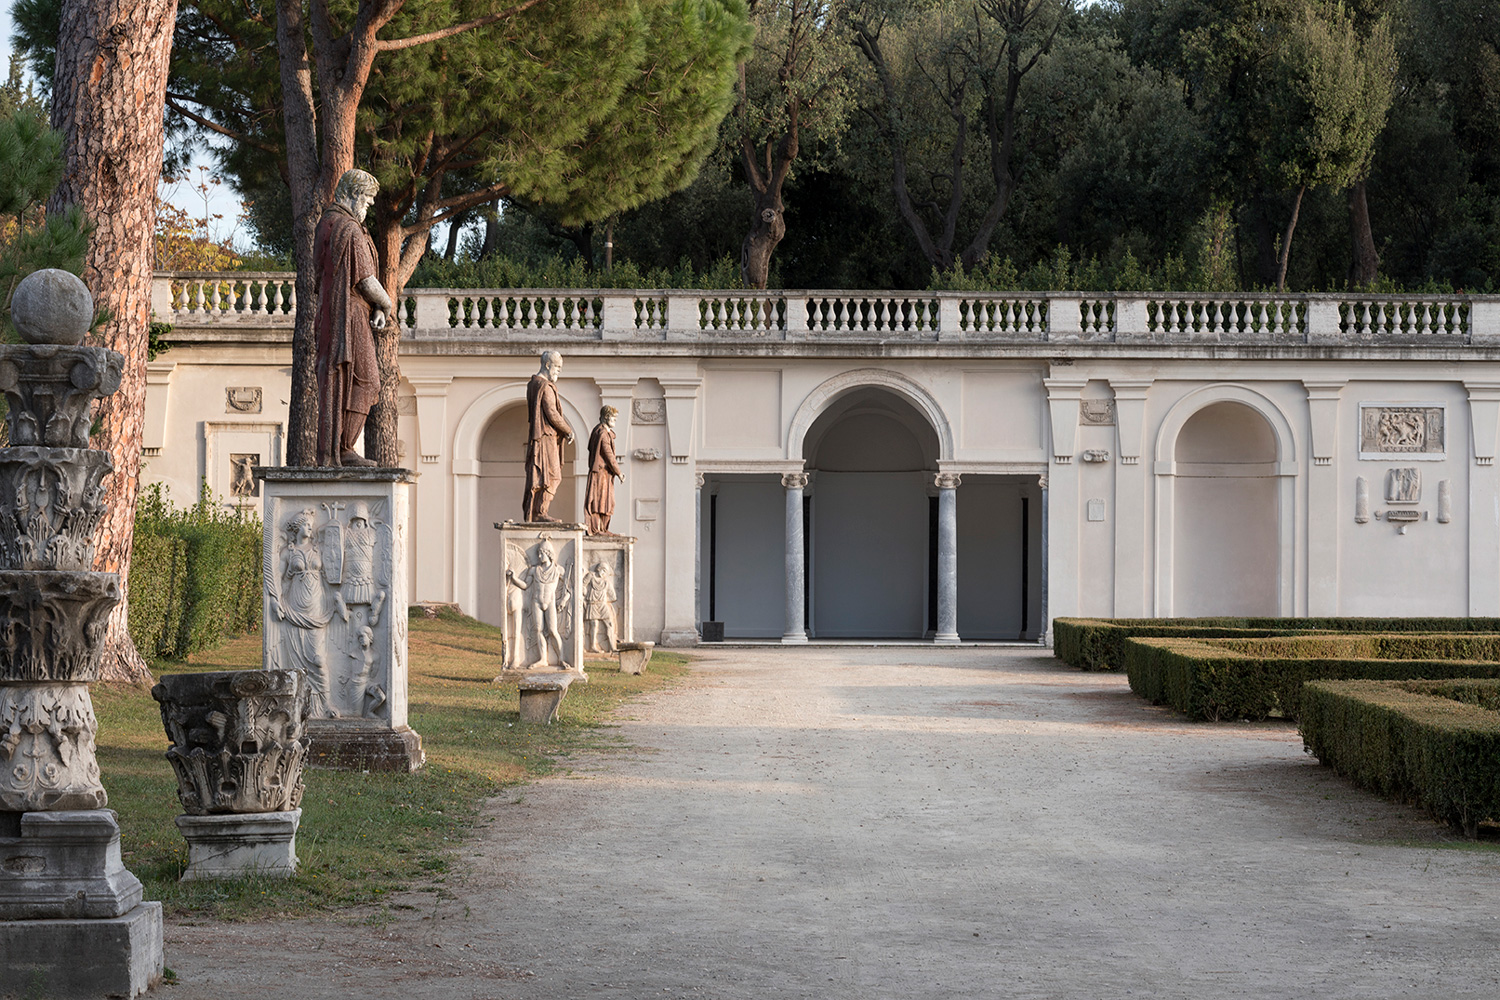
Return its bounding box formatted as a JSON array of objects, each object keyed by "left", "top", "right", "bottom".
[
  {"left": 1300, "top": 679, "right": 1500, "bottom": 837},
  {"left": 1053, "top": 617, "right": 1500, "bottom": 671},
  {"left": 1123, "top": 635, "right": 1500, "bottom": 722},
  {"left": 127, "top": 484, "right": 261, "bottom": 661}
]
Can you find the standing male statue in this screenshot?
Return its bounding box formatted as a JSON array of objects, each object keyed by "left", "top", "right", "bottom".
[
  {"left": 315, "top": 168, "right": 393, "bottom": 468},
  {"left": 523, "top": 350, "right": 574, "bottom": 522},
  {"left": 585, "top": 404, "right": 624, "bottom": 535}
]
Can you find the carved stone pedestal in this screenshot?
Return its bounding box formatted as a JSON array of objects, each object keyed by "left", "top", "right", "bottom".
[
  {"left": 495, "top": 522, "right": 585, "bottom": 673},
  {"left": 176, "top": 809, "right": 301, "bottom": 880},
  {"left": 618, "top": 642, "right": 655, "bottom": 675},
  {"left": 257, "top": 468, "right": 424, "bottom": 772}
]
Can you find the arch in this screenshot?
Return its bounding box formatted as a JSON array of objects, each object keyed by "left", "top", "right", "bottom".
[
  {"left": 450, "top": 380, "right": 593, "bottom": 617},
  {"left": 1153, "top": 383, "right": 1297, "bottom": 470},
  {"left": 1150, "top": 384, "right": 1301, "bottom": 617},
  {"left": 786, "top": 369, "right": 954, "bottom": 463}
]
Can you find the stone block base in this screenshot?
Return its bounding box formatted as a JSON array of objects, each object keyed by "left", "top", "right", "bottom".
[
  {"left": 659, "top": 627, "right": 700, "bottom": 647},
  {"left": 618, "top": 641, "right": 655, "bottom": 675},
  {"left": 504, "top": 670, "right": 587, "bottom": 724},
  {"left": 0, "top": 810, "right": 142, "bottom": 920},
  {"left": 176, "top": 809, "right": 300, "bottom": 881},
  {"left": 305, "top": 719, "right": 425, "bottom": 772},
  {"left": 0, "top": 901, "right": 163, "bottom": 998}
]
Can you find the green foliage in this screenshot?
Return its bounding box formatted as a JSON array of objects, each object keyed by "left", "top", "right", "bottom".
[
  {"left": 129, "top": 483, "right": 262, "bottom": 661},
  {"left": 1300, "top": 678, "right": 1500, "bottom": 837},
  {"left": 0, "top": 105, "right": 90, "bottom": 339},
  {"left": 1121, "top": 632, "right": 1500, "bottom": 722},
  {"left": 410, "top": 250, "right": 744, "bottom": 290}
]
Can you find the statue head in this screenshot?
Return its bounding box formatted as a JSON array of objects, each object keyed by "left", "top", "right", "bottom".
[
  {"left": 287, "top": 508, "right": 317, "bottom": 542},
  {"left": 599, "top": 404, "right": 617, "bottom": 429},
  {"left": 537, "top": 536, "right": 555, "bottom": 566},
  {"left": 539, "top": 350, "right": 563, "bottom": 382},
  {"left": 333, "top": 169, "right": 380, "bottom": 223},
  {"left": 593, "top": 559, "right": 612, "bottom": 578},
  {"left": 349, "top": 501, "right": 371, "bottom": 525}
]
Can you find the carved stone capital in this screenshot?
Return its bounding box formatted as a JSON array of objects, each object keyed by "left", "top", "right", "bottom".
[
  {"left": 1038, "top": 474, "right": 1050, "bottom": 490},
  {"left": 152, "top": 669, "right": 310, "bottom": 815},
  {"left": 934, "top": 472, "right": 962, "bottom": 491},
  {"left": 0, "top": 571, "right": 119, "bottom": 682},
  {"left": 694, "top": 472, "right": 706, "bottom": 489},
  {"left": 0, "top": 448, "right": 114, "bottom": 571},
  {"left": 0, "top": 344, "right": 124, "bottom": 449},
  {"left": 0, "top": 681, "right": 106, "bottom": 812},
  {"left": 781, "top": 472, "right": 809, "bottom": 490}
]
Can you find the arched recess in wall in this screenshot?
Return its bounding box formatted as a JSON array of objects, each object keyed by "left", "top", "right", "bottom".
[
  {"left": 1153, "top": 385, "right": 1299, "bottom": 617},
  {"left": 450, "top": 382, "right": 591, "bottom": 622}
]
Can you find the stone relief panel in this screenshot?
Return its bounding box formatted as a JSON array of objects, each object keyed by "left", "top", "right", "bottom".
[
  {"left": 1359, "top": 404, "right": 1445, "bottom": 459},
  {"left": 230, "top": 454, "right": 260, "bottom": 497},
  {"left": 265, "top": 499, "right": 394, "bottom": 721},
  {"left": 1079, "top": 399, "right": 1116, "bottom": 426},
  {"left": 1386, "top": 467, "right": 1421, "bottom": 503},
  {"left": 632, "top": 398, "right": 666, "bottom": 425},
  {"left": 581, "top": 536, "right": 633, "bottom": 653},
  {"left": 502, "top": 532, "right": 578, "bottom": 670},
  {"left": 225, "top": 386, "right": 263, "bottom": 414}
]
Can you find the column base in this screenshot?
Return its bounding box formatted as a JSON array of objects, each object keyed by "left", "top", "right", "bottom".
[
  {"left": 176, "top": 809, "right": 300, "bottom": 881},
  {"left": 933, "top": 633, "right": 961, "bottom": 645},
  {"left": 658, "top": 628, "right": 700, "bottom": 647},
  {"left": 0, "top": 901, "right": 163, "bottom": 999},
  {"left": 781, "top": 633, "right": 809, "bottom": 644},
  {"left": 0, "top": 810, "right": 143, "bottom": 920}
]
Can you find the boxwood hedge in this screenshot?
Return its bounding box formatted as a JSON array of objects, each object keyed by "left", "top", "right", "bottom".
[
  {"left": 1054, "top": 616, "right": 1500, "bottom": 672},
  {"left": 1300, "top": 678, "right": 1500, "bottom": 837},
  {"left": 128, "top": 484, "right": 261, "bottom": 661},
  {"left": 1123, "top": 634, "right": 1500, "bottom": 722}
]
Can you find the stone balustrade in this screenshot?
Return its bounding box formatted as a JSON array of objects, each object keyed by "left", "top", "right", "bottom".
[{"left": 151, "top": 271, "right": 1500, "bottom": 347}]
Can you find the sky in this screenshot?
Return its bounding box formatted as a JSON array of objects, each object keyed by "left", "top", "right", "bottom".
[{"left": 3, "top": 7, "right": 251, "bottom": 252}]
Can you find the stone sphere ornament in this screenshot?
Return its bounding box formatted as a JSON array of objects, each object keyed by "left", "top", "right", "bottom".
[{"left": 10, "top": 268, "right": 94, "bottom": 345}]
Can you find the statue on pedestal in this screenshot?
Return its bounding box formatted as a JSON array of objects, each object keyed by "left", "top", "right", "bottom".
[
  {"left": 315, "top": 168, "right": 393, "bottom": 468},
  {"left": 585, "top": 405, "right": 624, "bottom": 535},
  {"left": 523, "top": 351, "right": 575, "bottom": 521}
]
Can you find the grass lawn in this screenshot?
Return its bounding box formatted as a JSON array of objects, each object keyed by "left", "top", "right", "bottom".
[{"left": 92, "top": 607, "right": 688, "bottom": 921}]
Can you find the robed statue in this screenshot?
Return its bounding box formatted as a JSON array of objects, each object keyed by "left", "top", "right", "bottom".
[
  {"left": 315, "top": 168, "right": 394, "bottom": 467},
  {"left": 585, "top": 405, "right": 624, "bottom": 535},
  {"left": 523, "top": 350, "right": 575, "bottom": 522}
]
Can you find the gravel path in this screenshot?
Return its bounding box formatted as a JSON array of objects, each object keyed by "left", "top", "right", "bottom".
[{"left": 165, "top": 647, "right": 1500, "bottom": 999}]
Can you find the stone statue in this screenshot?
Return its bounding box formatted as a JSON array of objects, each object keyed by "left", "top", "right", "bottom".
[
  {"left": 506, "top": 536, "right": 569, "bottom": 668},
  {"left": 315, "top": 168, "right": 393, "bottom": 468},
  {"left": 585, "top": 405, "right": 625, "bottom": 535},
  {"left": 268, "top": 508, "right": 336, "bottom": 717},
  {"left": 582, "top": 559, "right": 618, "bottom": 653},
  {"left": 523, "top": 351, "right": 574, "bottom": 522}
]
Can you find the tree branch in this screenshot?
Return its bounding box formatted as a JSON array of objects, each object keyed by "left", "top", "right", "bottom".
[
  {"left": 165, "top": 97, "right": 280, "bottom": 155},
  {"left": 374, "top": 0, "right": 545, "bottom": 51}
]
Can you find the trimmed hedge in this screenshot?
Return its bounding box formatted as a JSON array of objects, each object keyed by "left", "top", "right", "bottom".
[
  {"left": 1123, "top": 634, "right": 1500, "bottom": 722},
  {"left": 1053, "top": 616, "right": 1500, "bottom": 671},
  {"left": 127, "top": 484, "right": 261, "bottom": 661},
  {"left": 1300, "top": 679, "right": 1500, "bottom": 837}
]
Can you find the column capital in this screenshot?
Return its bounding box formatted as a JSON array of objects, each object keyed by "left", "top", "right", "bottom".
[
  {"left": 1038, "top": 473, "right": 1049, "bottom": 490},
  {"left": 781, "top": 471, "right": 809, "bottom": 490},
  {"left": 934, "top": 472, "right": 962, "bottom": 490},
  {"left": 694, "top": 472, "right": 706, "bottom": 489}
]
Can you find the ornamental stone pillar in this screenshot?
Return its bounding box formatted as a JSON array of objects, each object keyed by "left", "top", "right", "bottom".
[
  {"left": 782, "top": 471, "right": 809, "bottom": 643},
  {"left": 934, "top": 473, "right": 961, "bottom": 643}
]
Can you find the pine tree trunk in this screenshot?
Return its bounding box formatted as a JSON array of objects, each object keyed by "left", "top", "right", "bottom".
[
  {"left": 277, "top": 0, "right": 321, "bottom": 467},
  {"left": 1349, "top": 179, "right": 1379, "bottom": 288},
  {"left": 1276, "top": 186, "right": 1306, "bottom": 293},
  {"left": 47, "top": 0, "right": 181, "bottom": 684},
  {"left": 366, "top": 211, "right": 403, "bottom": 467}
]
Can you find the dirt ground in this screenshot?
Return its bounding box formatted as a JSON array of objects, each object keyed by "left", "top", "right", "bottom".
[{"left": 163, "top": 647, "right": 1500, "bottom": 999}]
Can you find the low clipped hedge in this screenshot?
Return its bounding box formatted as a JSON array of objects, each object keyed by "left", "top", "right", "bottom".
[
  {"left": 1054, "top": 616, "right": 1500, "bottom": 671},
  {"left": 1301, "top": 679, "right": 1500, "bottom": 837},
  {"left": 1123, "top": 634, "right": 1500, "bottom": 722},
  {"left": 128, "top": 485, "right": 261, "bottom": 661}
]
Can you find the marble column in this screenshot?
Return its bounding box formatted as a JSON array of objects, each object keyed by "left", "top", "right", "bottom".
[
  {"left": 782, "top": 471, "right": 809, "bottom": 643},
  {"left": 694, "top": 472, "right": 705, "bottom": 628},
  {"left": 934, "top": 473, "right": 961, "bottom": 643},
  {"left": 1039, "top": 474, "right": 1051, "bottom": 645}
]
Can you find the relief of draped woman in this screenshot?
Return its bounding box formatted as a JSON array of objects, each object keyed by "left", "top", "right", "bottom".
[{"left": 270, "top": 508, "right": 337, "bottom": 716}]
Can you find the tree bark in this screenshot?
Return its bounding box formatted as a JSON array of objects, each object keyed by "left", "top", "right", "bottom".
[
  {"left": 1348, "top": 179, "right": 1379, "bottom": 288},
  {"left": 740, "top": 186, "right": 787, "bottom": 289},
  {"left": 48, "top": 0, "right": 181, "bottom": 684},
  {"left": 1276, "top": 185, "right": 1306, "bottom": 292}
]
